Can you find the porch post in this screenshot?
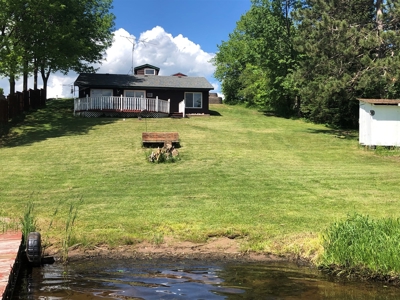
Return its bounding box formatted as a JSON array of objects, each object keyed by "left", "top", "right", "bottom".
[
  {"left": 168, "top": 99, "right": 170, "bottom": 114},
  {"left": 121, "top": 94, "right": 123, "bottom": 111},
  {"left": 86, "top": 94, "right": 89, "bottom": 111},
  {"left": 182, "top": 99, "right": 186, "bottom": 118},
  {"left": 156, "top": 96, "right": 159, "bottom": 112}
]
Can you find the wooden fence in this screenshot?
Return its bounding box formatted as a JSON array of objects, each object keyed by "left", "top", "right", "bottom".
[{"left": 0, "top": 89, "right": 46, "bottom": 126}]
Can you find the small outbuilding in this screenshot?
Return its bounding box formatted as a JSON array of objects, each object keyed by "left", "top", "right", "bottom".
[{"left": 358, "top": 98, "right": 400, "bottom": 147}]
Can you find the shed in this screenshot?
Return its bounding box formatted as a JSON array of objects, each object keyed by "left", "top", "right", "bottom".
[{"left": 358, "top": 98, "right": 400, "bottom": 146}]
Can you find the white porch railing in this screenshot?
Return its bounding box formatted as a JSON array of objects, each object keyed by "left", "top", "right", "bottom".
[
  {"left": 74, "top": 95, "right": 170, "bottom": 115},
  {"left": 179, "top": 99, "right": 186, "bottom": 118}
]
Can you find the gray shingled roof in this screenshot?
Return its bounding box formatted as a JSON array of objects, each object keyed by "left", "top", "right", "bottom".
[{"left": 74, "top": 73, "right": 214, "bottom": 90}]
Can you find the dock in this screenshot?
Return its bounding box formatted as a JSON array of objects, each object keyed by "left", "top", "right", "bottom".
[{"left": 0, "top": 232, "right": 22, "bottom": 300}]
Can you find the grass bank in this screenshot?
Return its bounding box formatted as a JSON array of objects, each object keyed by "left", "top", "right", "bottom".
[{"left": 1, "top": 99, "right": 400, "bottom": 263}]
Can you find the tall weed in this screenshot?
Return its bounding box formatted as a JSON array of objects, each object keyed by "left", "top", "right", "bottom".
[
  {"left": 321, "top": 213, "right": 400, "bottom": 275},
  {"left": 21, "top": 198, "right": 37, "bottom": 245},
  {"left": 61, "top": 197, "right": 83, "bottom": 263}
]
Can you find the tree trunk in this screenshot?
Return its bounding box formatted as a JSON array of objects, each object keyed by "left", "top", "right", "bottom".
[
  {"left": 40, "top": 66, "right": 51, "bottom": 100},
  {"left": 34, "top": 58, "right": 38, "bottom": 90},
  {"left": 23, "top": 73, "right": 28, "bottom": 92},
  {"left": 376, "top": 0, "right": 384, "bottom": 59},
  {"left": 9, "top": 75, "right": 16, "bottom": 95}
]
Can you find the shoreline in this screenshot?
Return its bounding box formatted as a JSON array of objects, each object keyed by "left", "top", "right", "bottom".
[{"left": 44, "top": 237, "right": 308, "bottom": 265}]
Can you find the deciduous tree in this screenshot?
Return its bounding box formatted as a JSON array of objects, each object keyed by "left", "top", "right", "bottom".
[
  {"left": 0, "top": 0, "right": 115, "bottom": 98},
  {"left": 213, "top": 0, "right": 299, "bottom": 116}
]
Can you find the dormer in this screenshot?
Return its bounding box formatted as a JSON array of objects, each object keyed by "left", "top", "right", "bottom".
[{"left": 134, "top": 64, "right": 160, "bottom": 75}]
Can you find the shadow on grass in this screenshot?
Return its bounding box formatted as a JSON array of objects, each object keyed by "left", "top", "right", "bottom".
[
  {"left": 260, "top": 109, "right": 295, "bottom": 119},
  {"left": 209, "top": 110, "right": 222, "bottom": 116},
  {"left": 0, "top": 99, "right": 118, "bottom": 148},
  {"left": 306, "top": 128, "right": 358, "bottom": 141}
]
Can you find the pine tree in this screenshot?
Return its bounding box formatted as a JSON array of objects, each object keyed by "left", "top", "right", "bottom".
[{"left": 293, "top": 0, "right": 400, "bottom": 127}]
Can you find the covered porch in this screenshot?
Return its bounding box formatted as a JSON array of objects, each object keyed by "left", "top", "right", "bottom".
[{"left": 74, "top": 96, "right": 186, "bottom": 118}]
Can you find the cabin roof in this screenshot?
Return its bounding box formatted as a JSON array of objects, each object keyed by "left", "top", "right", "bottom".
[
  {"left": 133, "top": 64, "right": 160, "bottom": 71},
  {"left": 74, "top": 73, "right": 214, "bottom": 90}
]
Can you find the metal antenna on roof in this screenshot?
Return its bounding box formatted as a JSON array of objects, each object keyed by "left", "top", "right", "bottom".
[
  {"left": 121, "top": 36, "right": 158, "bottom": 75},
  {"left": 121, "top": 36, "right": 136, "bottom": 75}
]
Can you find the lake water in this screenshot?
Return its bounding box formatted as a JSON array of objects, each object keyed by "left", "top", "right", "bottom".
[{"left": 13, "top": 259, "right": 400, "bottom": 299}]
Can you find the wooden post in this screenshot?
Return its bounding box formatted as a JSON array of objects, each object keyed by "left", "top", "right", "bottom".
[
  {"left": 168, "top": 99, "right": 170, "bottom": 114},
  {"left": 156, "top": 96, "right": 159, "bottom": 112},
  {"left": 86, "top": 94, "right": 89, "bottom": 111}
]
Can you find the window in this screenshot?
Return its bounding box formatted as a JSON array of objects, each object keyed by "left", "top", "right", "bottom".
[
  {"left": 185, "top": 92, "right": 202, "bottom": 108},
  {"left": 125, "top": 90, "right": 145, "bottom": 98},
  {"left": 147, "top": 93, "right": 153, "bottom": 98},
  {"left": 144, "top": 69, "right": 156, "bottom": 75},
  {"left": 91, "top": 89, "right": 112, "bottom": 97}
]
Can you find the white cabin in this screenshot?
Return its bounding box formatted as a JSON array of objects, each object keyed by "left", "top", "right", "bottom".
[{"left": 358, "top": 98, "right": 400, "bottom": 147}]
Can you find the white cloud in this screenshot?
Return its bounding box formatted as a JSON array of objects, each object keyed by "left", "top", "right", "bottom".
[{"left": 0, "top": 26, "right": 218, "bottom": 98}]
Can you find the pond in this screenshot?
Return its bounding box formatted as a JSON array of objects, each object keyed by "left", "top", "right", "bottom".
[{"left": 13, "top": 259, "right": 400, "bottom": 299}]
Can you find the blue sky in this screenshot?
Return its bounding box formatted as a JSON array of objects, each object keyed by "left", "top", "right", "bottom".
[
  {"left": 112, "top": 0, "right": 251, "bottom": 53},
  {"left": 1, "top": 0, "right": 252, "bottom": 98}
]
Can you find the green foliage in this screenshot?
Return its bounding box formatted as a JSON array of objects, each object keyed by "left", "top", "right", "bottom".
[
  {"left": 321, "top": 214, "right": 400, "bottom": 275},
  {"left": 292, "top": 0, "right": 400, "bottom": 127},
  {"left": 215, "top": 0, "right": 400, "bottom": 127},
  {"left": 21, "top": 198, "right": 37, "bottom": 245},
  {"left": 0, "top": 0, "right": 115, "bottom": 95},
  {"left": 213, "top": 0, "right": 299, "bottom": 116}
]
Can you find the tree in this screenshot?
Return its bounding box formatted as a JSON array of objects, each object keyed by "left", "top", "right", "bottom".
[
  {"left": 292, "top": 0, "right": 400, "bottom": 127},
  {"left": 0, "top": 0, "right": 115, "bottom": 98},
  {"left": 213, "top": 0, "right": 299, "bottom": 116},
  {"left": 0, "top": 0, "right": 27, "bottom": 94}
]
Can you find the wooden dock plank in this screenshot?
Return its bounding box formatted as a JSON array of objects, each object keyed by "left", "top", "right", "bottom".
[{"left": 0, "top": 232, "right": 22, "bottom": 299}]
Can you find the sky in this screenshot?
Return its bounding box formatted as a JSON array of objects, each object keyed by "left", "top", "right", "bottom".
[{"left": 0, "top": 0, "right": 252, "bottom": 98}]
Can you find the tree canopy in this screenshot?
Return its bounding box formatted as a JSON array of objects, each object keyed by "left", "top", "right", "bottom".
[
  {"left": 213, "top": 0, "right": 400, "bottom": 128},
  {"left": 0, "top": 0, "right": 115, "bottom": 97}
]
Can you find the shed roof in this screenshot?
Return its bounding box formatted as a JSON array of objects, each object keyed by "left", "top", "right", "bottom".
[
  {"left": 74, "top": 73, "right": 214, "bottom": 90},
  {"left": 358, "top": 98, "right": 400, "bottom": 105}
]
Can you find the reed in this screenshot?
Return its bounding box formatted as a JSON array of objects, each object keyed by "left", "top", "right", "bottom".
[
  {"left": 61, "top": 197, "right": 83, "bottom": 263},
  {"left": 320, "top": 214, "right": 400, "bottom": 275},
  {"left": 20, "top": 198, "right": 37, "bottom": 245}
]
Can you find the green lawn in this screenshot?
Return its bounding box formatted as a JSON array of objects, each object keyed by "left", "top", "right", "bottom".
[{"left": 1, "top": 99, "right": 400, "bottom": 258}]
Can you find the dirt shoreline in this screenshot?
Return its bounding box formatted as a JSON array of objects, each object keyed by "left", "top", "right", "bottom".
[{"left": 46, "top": 237, "right": 306, "bottom": 264}]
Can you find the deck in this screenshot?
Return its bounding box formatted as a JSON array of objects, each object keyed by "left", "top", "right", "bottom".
[
  {"left": 74, "top": 96, "right": 172, "bottom": 118},
  {"left": 0, "top": 232, "right": 22, "bottom": 300}
]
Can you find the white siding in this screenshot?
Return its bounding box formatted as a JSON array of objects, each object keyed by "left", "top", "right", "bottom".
[{"left": 359, "top": 102, "right": 400, "bottom": 146}]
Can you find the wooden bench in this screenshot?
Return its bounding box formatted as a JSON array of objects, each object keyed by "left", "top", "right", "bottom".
[{"left": 142, "top": 132, "right": 179, "bottom": 146}]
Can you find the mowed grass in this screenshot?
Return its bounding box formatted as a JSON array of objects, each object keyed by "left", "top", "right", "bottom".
[{"left": 1, "top": 99, "right": 400, "bottom": 258}]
